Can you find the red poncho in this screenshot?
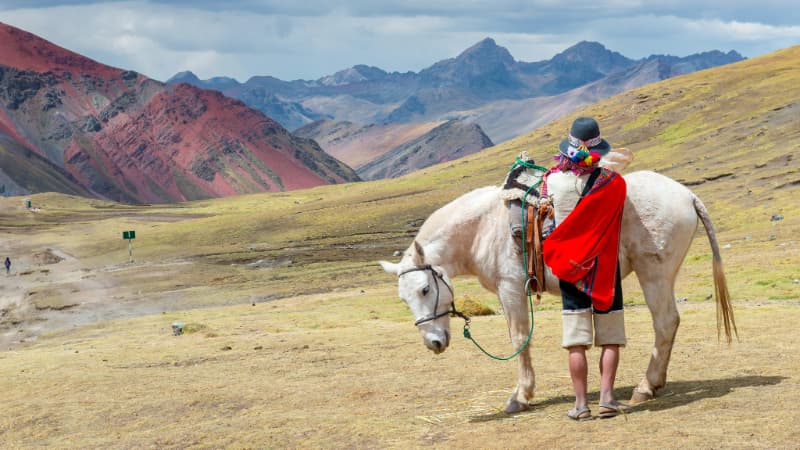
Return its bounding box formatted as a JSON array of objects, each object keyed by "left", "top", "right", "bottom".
[{"left": 543, "top": 172, "right": 626, "bottom": 311}]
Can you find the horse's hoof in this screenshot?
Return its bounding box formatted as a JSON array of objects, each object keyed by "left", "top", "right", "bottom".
[
  {"left": 504, "top": 398, "right": 530, "bottom": 414},
  {"left": 629, "top": 389, "right": 654, "bottom": 405}
]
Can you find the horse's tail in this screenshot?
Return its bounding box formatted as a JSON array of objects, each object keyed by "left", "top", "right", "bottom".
[{"left": 693, "top": 194, "right": 738, "bottom": 343}]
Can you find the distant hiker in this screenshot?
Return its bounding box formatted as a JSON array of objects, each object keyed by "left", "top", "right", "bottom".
[{"left": 4, "top": 257, "right": 10, "bottom": 275}]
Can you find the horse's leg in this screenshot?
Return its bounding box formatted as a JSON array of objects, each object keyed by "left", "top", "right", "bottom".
[
  {"left": 497, "top": 278, "right": 536, "bottom": 413},
  {"left": 631, "top": 275, "right": 680, "bottom": 404}
]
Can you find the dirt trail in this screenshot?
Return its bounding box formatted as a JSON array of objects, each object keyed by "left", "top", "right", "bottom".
[{"left": 0, "top": 237, "right": 117, "bottom": 349}]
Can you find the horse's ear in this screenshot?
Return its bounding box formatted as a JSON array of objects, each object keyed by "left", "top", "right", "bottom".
[
  {"left": 379, "top": 260, "right": 399, "bottom": 275},
  {"left": 412, "top": 241, "right": 425, "bottom": 265}
]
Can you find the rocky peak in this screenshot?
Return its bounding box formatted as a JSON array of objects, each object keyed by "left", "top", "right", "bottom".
[
  {"left": 0, "top": 22, "right": 123, "bottom": 78},
  {"left": 319, "top": 65, "right": 389, "bottom": 86},
  {"left": 551, "top": 41, "right": 634, "bottom": 74},
  {"left": 351, "top": 65, "right": 388, "bottom": 81},
  {"left": 421, "top": 37, "right": 519, "bottom": 87},
  {"left": 165, "top": 71, "right": 240, "bottom": 92},
  {"left": 205, "top": 76, "right": 239, "bottom": 89},
  {"left": 455, "top": 37, "right": 516, "bottom": 68},
  {"left": 165, "top": 70, "right": 201, "bottom": 85}
]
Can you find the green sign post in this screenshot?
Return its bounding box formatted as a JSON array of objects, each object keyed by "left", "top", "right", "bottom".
[
  {"left": 26, "top": 200, "right": 31, "bottom": 209},
  {"left": 122, "top": 230, "right": 136, "bottom": 262}
]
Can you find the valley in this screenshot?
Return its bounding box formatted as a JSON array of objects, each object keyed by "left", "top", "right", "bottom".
[{"left": 0, "top": 17, "right": 797, "bottom": 448}]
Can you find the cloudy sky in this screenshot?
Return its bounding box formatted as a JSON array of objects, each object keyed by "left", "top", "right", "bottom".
[{"left": 2, "top": 0, "right": 799, "bottom": 82}]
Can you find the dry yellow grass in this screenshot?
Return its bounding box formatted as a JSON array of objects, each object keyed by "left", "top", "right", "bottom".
[{"left": 1, "top": 287, "right": 797, "bottom": 448}]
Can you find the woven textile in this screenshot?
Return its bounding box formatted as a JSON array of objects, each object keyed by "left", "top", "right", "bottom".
[{"left": 543, "top": 172, "right": 626, "bottom": 311}]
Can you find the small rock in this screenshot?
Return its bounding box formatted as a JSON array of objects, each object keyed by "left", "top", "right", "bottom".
[
  {"left": 771, "top": 214, "right": 784, "bottom": 221},
  {"left": 723, "top": 244, "right": 731, "bottom": 249},
  {"left": 769, "top": 234, "right": 777, "bottom": 241},
  {"left": 393, "top": 250, "right": 402, "bottom": 257},
  {"left": 221, "top": 345, "right": 232, "bottom": 351},
  {"left": 793, "top": 279, "right": 799, "bottom": 284},
  {"left": 172, "top": 322, "right": 184, "bottom": 336},
  {"left": 705, "top": 294, "right": 713, "bottom": 300},
  {"left": 254, "top": 346, "right": 263, "bottom": 350},
  {"left": 744, "top": 235, "right": 751, "bottom": 241},
  {"left": 676, "top": 297, "right": 688, "bottom": 303}
]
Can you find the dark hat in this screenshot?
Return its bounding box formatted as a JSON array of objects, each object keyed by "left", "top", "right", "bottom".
[{"left": 558, "top": 117, "right": 611, "bottom": 157}]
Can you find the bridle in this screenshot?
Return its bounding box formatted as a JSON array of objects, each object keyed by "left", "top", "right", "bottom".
[
  {"left": 397, "top": 264, "right": 468, "bottom": 326},
  {"left": 396, "top": 263, "right": 535, "bottom": 361}
]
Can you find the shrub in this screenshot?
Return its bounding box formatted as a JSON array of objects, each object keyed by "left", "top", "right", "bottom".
[{"left": 455, "top": 294, "right": 496, "bottom": 316}]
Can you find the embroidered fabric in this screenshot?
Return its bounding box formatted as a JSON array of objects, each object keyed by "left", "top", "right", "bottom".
[{"left": 541, "top": 155, "right": 601, "bottom": 197}]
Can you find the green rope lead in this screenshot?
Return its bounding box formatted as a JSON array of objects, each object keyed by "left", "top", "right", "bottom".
[
  {"left": 461, "top": 164, "right": 544, "bottom": 361},
  {"left": 509, "top": 157, "right": 548, "bottom": 174},
  {"left": 463, "top": 293, "right": 535, "bottom": 361}
]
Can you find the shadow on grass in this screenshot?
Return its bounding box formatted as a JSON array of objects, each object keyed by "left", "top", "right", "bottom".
[
  {"left": 631, "top": 375, "right": 786, "bottom": 412},
  {"left": 469, "top": 375, "right": 787, "bottom": 422}
]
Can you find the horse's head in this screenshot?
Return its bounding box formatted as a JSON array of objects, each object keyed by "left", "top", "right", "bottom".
[{"left": 380, "top": 241, "right": 454, "bottom": 354}]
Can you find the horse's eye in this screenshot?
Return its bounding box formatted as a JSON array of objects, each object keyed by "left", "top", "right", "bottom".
[{"left": 422, "top": 286, "right": 430, "bottom": 296}]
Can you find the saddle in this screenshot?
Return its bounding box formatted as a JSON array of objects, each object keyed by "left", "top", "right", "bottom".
[
  {"left": 501, "top": 151, "right": 553, "bottom": 300},
  {"left": 524, "top": 202, "right": 553, "bottom": 300}
]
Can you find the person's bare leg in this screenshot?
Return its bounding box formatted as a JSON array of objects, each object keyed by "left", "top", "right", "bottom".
[
  {"left": 569, "top": 346, "right": 588, "bottom": 409},
  {"left": 599, "top": 344, "right": 619, "bottom": 405}
]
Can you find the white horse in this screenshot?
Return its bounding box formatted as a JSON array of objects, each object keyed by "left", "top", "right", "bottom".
[{"left": 380, "top": 170, "right": 736, "bottom": 413}]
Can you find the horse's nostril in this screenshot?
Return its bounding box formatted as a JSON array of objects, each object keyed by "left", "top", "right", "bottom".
[{"left": 432, "top": 340, "right": 443, "bottom": 351}]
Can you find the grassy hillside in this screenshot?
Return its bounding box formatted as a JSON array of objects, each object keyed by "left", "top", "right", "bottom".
[
  {"left": 9, "top": 45, "right": 797, "bottom": 306},
  {"left": 0, "top": 45, "right": 798, "bottom": 447}
]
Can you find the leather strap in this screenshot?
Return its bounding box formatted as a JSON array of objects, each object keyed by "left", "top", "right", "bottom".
[
  {"left": 526, "top": 204, "right": 535, "bottom": 280},
  {"left": 525, "top": 204, "right": 547, "bottom": 299},
  {"left": 534, "top": 204, "right": 550, "bottom": 297}
]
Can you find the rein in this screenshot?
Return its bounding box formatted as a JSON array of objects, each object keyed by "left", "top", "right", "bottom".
[
  {"left": 398, "top": 261, "right": 536, "bottom": 361},
  {"left": 455, "top": 157, "right": 545, "bottom": 360}
]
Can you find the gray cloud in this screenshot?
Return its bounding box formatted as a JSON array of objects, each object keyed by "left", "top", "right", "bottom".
[
  {"left": 1, "top": 1, "right": 798, "bottom": 81},
  {"left": 6, "top": 0, "right": 798, "bottom": 24}
]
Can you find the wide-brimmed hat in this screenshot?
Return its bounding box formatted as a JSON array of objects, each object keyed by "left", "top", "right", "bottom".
[{"left": 558, "top": 117, "right": 611, "bottom": 157}]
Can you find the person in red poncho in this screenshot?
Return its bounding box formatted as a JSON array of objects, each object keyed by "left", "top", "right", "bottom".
[{"left": 541, "top": 117, "right": 631, "bottom": 421}]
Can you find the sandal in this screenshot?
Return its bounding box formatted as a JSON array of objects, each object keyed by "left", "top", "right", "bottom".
[
  {"left": 567, "top": 406, "right": 592, "bottom": 421},
  {"left": 598, "top": 401, "right": 631, "bottom": 418}
]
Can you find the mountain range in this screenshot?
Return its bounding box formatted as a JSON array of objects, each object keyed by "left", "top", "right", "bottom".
[
  {"left": 169, "top": 39, "right": 743, "bottom": 179},
  {"left": 0, "top": 20, "right": 746, "bottom": 203},
  {"left": 0, "top": 22, "right": 359, "bottom": 203},
  {"left": 168, "top": 39, "right": 744, "bottom": 142}
]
